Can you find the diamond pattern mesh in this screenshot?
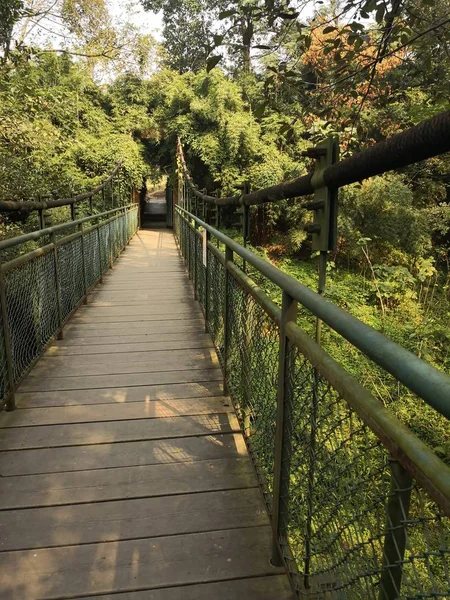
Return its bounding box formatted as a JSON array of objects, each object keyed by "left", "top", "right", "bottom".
[
  {"left": 4, "top": 251, "right": 59, "bottom": 383},
  {"left": 0, "top": 207, "right": 138, "bottom": 407}
]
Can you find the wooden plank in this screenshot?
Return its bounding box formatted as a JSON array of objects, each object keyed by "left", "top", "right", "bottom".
[
  {"left": 56, "top": 332, "right": 210, "bottom": 346},
  {"left": 0, "top": 413, "right": 240, "bottom": 450},
  {"left": 0, "top": 527, "right": 281, "bottom": 599},
  {"left": 0, "top": 457, "right": 256, "bottom": 509},
  {"left": 0, "top": 488, "right": 266, "bottom": 551},
  {"left": 18, "top": 369, "right": 222, "bottom": 392},
  {"left": 45, "top": 338, "right": 213, "bottom": 355},
  {"left": 15, "top": 382, "right": 224, "bottom": 408},
  {"left": 69, "top": 313, "right": 202, "bottom": 324},
  {"left": 72, "top": 576, "right": 294, "bottom": 600},
  {"left": 28, "top": 349, "right": 219, "bottom": 378},
  {"left": 2, "top": 397, "right": 232, "bottom": 426},
  {"left": 64, "top": 321, "right": 206, "bottom": 337},
  {"left": 0, "top": 433, "right": 247, "bottom": 475},
  {"left": 75, "top": 305, "right": 199, "bottom": 317}
]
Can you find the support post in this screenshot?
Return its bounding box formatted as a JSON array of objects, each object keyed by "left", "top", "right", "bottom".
[
  {"left": 378, "top": 460, "right": 413, "bottom": 600},
  {"left": 50, "top": 232, "right": 64, "bottom": 340},
  {"left": 96, "top": 226, "right": 103, "bottom": 284},
  {"left": 0, "top": 266, "right": 15, "bottom": 410},
  {"left": 194, "top": 222, "right": 198, "bottom": 301},
  {"left": 204, "top": 228, "right": 210, "bottom": 333},
  {"left": 223, "top": 246, "right": 233, "bottom": 395},
  {"left": 79, "top": 223, "right": 88, "bottom": 303},
  {"left": 271, "top": 290, "right": 297, "bottom": 566},
  {"left": 71, "top": 202, "right": 76, "bottom": 221}
]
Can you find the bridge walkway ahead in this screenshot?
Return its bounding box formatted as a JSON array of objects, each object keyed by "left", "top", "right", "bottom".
[{"left": 0, "top": 229, "right": 292, "bottom": 600}]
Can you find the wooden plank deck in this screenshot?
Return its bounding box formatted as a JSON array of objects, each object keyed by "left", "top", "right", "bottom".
[{"left": 0, "top": 229, "right": 293, "bottom": 600}]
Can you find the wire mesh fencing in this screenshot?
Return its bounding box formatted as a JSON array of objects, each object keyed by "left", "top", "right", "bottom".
[
  {"left": 0, "top": 206, "right": 138, "bottom": 409},
  {"left": 174, "top": 205, "right": 450, "bottom": 600}
]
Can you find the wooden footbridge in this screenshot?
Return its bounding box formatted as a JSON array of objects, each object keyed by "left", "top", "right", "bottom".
[
  {"left": 0, "top": 111, "right": 449, "bottom": 599},
  {"left": 0, "top": 228, "right": 292, "bottom": 599}
]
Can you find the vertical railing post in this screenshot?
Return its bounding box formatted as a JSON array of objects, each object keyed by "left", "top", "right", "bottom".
[
  {"left": 379, "top": 460, "right": 413, "bottom": 600},
  {"left": 271, "top": 290, "right": 297, "bottom": 566},
  {"left": 79, "top": 223, "right": 88, "bottom": 303},
  {"left": 71, "top": 201, "right": 76, "bottom": 221},
  {"left": 186, "top": 216, "right": 191, "bottom": 280},
  {"left": 223, "top": 246, "right": 233, "bottom": 395},
  {"left": 0, "top": 265, "right": 15, "bottom": 410},
  {"left": 194, "top": 221, "right": 198, "bottom": 301},
  {"left": 96, "top": 225, "right": 103, "bottom": 284},
  {"left": 50, "top": 232, "right": 64, "bottom": 340},
  {"left": 204, "top": 227, "right": 210, "bottom": 333}
]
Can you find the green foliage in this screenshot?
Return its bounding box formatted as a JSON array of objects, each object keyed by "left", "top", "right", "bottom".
[{"left": 0, "top": 53, "right": 148, "bottom": 206}]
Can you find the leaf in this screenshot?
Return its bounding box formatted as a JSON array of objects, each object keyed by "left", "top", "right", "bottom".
[
  {"left": 213, "top": 35, "right": 224, "bottom": 46},
  {"left": 254, "top": 44, "right": 272, "bottom": 50},
  {"left": 219, "top": 10, "right": 236, "bottom": 19},
  {"left": 323, "top": 26, "right": 336, "bottom": 34},
  {"left": 206, "top": 55, "right": 222, "bottom": 72},
  {"left": 253, "top": 103, "right": 266, "bottom": 119},
  {"left": 279, "top": 123, "right": 291, "bottom": 135}
]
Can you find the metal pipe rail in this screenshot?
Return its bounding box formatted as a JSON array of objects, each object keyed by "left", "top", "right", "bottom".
[
  {"left": 174, "top": 205, "right": 450, "bottom": 600},
  {"left": 177, "top": 109, "right": 450, "bottom": 206},
  {"left": 0, "top": 204, "right": 139, "bottom": 411},
  {"left": 0, "top": 162, "right": 122, "bottom": 212}
]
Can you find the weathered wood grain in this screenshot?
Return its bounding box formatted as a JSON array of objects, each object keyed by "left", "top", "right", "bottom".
[
  {"left": 0, "top": 433, "right": 247, "bottom": 475},
  {"left": 15, "top": 382, "right": 224, "bottom": 408},
  {"left": 0, "top": 488, "right": 266, "bottom": 551},
  {"left": 72, "top": 576, "right": 294, "bottom": 600},
  {"left": 18, "top": 368, "right": 222, "bottom": 392},
  {"left": 0, "top": 527, "right": 282, "bottom": 599},
  {"left": 0, "top": 457, "right": 256, "bottom": 509}
]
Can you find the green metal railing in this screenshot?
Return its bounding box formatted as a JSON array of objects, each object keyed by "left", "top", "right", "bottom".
[
  {"left": 0, "top": 204, "right": 139, "bottom": 410},
  {"left": 174, "top": 204, "right": 450, "bottom": 600}
]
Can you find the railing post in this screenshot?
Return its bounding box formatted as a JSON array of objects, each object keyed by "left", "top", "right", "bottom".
[
  {"left": 194, "top": 221, "right": 198, "bottom": 301},
  {"left": 0, "top": 266, "right": 15, "bottom": 411},
  {"left": 96, "top": 225, "right": 103, "bottom": 284},
  {"left": 71, "top": 201, "right": 76, "bottom": 221},
  {"left": 79, "top": 223, "right": 88, "bottom": 303},
  {"left": 204, "top": 227, "right": 210, "bottom": 333},
  {"left": 271, "top": 290, "right": 297, "bottom": 567},
  {"left": 50, "top": 232, "right": 64, "bottom": 340},
  {"left": 379, "top": 460, "right": 413, "bottom": 600},
  {"left": 223, "top": 246, "right": 233, "bottom": 395},
  {"left": 186, "top": 217, "right": 191, "bottom": 280}
]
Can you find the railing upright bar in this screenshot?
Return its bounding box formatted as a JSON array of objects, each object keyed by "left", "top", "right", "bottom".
[
  {"left": 204, "top": 228, "right": 210, "bottom": 333},
  {"left": 79, "top": 223, "right": 88, "bottom": 303},
  {"left": 271, "top": 290, "right": 297, "bottom": 566},
  {"left": 379, "top": 460, "right": 413, "bottom": 600},
  {"left": 194, "top": 222, "right": 198, "bottom": 300},
  {"left": 0, "top": 267, "right": 15, "bottom": 411},
  {"left": 96, "top": 226, "right": 103, "bottom": 284},
  {"left": 223, "top": 246, "right": 233, "bottom": 395},
  {"left": 50, "top": 232, "right": 64, "bottom": 340}
]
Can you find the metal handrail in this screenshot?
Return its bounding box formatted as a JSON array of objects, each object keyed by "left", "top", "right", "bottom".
[
  {"left": 0, "top": 205, "right": 134, "bottom": 253},
  {"left": 174, "top": 203, "right": 450, "bottom": 600},
  {"left": 177, "top": 206, "right": 450, "bottom": 420}
]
